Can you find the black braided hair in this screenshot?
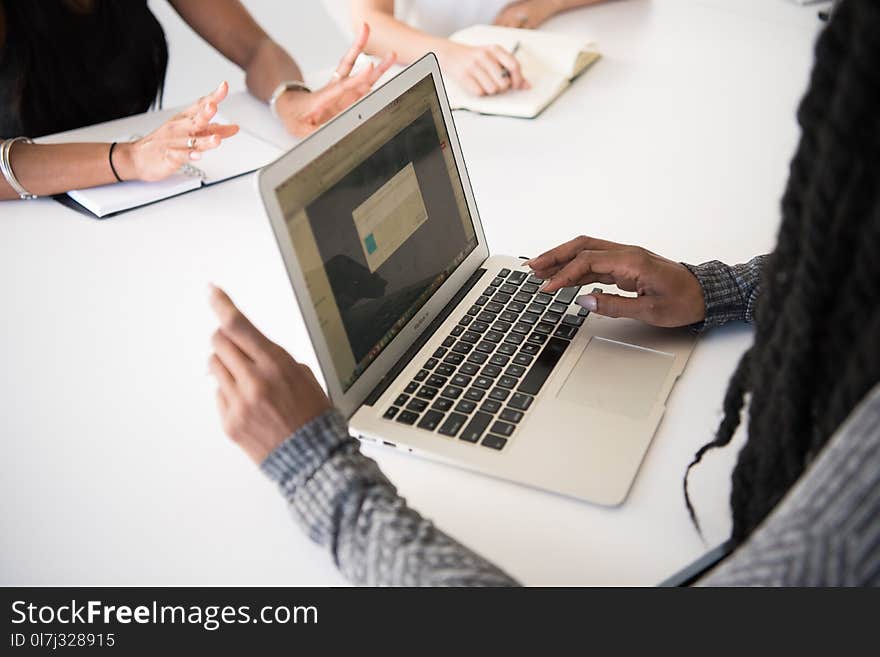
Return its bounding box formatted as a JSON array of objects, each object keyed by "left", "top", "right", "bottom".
[{"left": 684, "top": 0, "right": 880, "bottom": 545}]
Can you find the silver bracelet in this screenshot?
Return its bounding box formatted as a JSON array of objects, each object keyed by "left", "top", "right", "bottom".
[
  {"left": 0, "top": 137, "right": 38, "bottom": 200},
  {"left": 268, "top": 80, "right": 311, "bottom": 118}
]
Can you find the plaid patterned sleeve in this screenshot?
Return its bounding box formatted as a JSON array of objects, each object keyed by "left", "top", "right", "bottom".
[
  {"left": 682, "top": 256, "right": 767, "bottom": 331},
  {"left": 261, "top": 409, "right": 519, "bottom": 587}
]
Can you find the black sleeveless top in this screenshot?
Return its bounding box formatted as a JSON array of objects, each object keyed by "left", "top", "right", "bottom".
[{"left": 0, "top": 0, "right": 167, "bottom": 138}]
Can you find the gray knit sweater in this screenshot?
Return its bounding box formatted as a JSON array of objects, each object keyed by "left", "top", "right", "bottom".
[{"left": 261, "top": 258, "right": 880, "bottom": 586}]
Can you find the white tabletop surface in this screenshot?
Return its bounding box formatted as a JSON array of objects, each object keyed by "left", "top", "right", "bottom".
[{"left": 0, "top": 0, "right": 822, "bottom": 586}]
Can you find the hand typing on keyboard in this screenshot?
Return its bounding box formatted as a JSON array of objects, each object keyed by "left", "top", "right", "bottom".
[{"left": 526, "top": 235, "right": 707, "bottom": 328}]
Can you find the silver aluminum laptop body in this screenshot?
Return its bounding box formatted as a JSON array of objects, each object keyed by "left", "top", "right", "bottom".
[{"left": 258, "top": 54, "right": 696, "bottom": 506}]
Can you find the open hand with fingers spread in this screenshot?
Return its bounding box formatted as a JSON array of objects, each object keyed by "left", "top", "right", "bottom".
[
  {"left": 113, "top": 81, "right": 239, "bottom": 183},
  {"left": 274, "top": 23, "right": 396, "bottom": 138},
  {"left": 527, "top": 235, "right": 707, "bottom": 327},
  {"left": 208, "top": 286, "right": 332, "bottom": 464}
]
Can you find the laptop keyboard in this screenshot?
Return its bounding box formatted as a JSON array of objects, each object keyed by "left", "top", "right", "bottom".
[{"left": 382, "top": 268, "right": 591, "bottom": 451}]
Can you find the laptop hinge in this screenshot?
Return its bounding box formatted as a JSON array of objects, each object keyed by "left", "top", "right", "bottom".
[{"left": 363, "top": 267, "right": 488, "bottom": 406}]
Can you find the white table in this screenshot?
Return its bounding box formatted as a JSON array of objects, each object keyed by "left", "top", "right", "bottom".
[{"left": 0, "top": 0, "right": 821, "bottom": 586}]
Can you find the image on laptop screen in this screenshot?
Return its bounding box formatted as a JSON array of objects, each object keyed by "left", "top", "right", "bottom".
[{"left": 274, "top": 75, "right": 478, "bottom": 392}]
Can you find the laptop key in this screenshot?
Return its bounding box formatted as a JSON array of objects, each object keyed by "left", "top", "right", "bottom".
[
  {"left": 499, "top": 268, "right": 512, "bottom": 278},
  {"left": 498, "top": 376, "right": 518, "bottom": 389},
  {"left": 464, "top": 388, "right": 485, "bottom": 401},
  {"left": 526, "top": 274, "right": 544, "bottom": 285},
  {"left": 383, "top": 406, "right": 400, "bottom": 420},
  {"left": 467, "top": 305, "right": 480, "bottom": 315},
  {"left": 513, "top": 353, "right": 533, "bottom": 366},
  {"left": 521, "top": 282, "right": 539, "bottom": 294},
  {"left": 455, "top": 400, "right": 477, "bottom": 414},
  {"left": 485, "top": 330, "right": 504, "bottom": 343},
  {"left": 499, "top": 283, "right": 518, "bottom": 295},
  {"left": 508, "top": 393, "right": 534, "bottom": 411},
  {"left": 396, "top": 410, "right": 419, "bottom": 425},
  {"left": 504, "top": 332, "right": 525, "bottom": 345},
  {"left": 414, "top": 369, "right": 429, "bottom": 381},
  {"left": 534, "top": 322, "right": 554, "bottom": 335},
  {"left": 460, "top": 331, "right": 480, "bottom": 343},
  {"left": 555, "top": 286, "right": 581, "bottom": 305},
  {"left": 490, "top": 277, "right": 504, "bottom": 287},
  {"left": 433, "top": 347, "right": 447, "bottom": 358},
  {"left": 527, "top": 333, "right": 548, "bottom": 345},
  {"left": 395, "top": 394, "right": 410, "bottom": 406},
  {"left": 424, "top": 357, "right": 438, "bottom": 370},
  {"left": 407, "top": 398, "right": 429, "bottom": 412},
  {"left": 522, "top": 309, "right": 542, "bottom": 322},
  {"left": 543, "top": 312, "right": 562, "bottom": 324},
  {"left": 460, "top": 412, "right": 493, "bottom": 443},
  {"left": 505, "top": 364, "right": 526, "bottom": 377},
  {"left": 475, "top": 295, "right": 489, "bottom": 306},
  {"left": 500, "top": 408, "right": 523, "bottom": 423},
  {"left": 562, "top": 314, "right": 585, "bottom": 326},
  {"left": 508, "top": 271, "right": 527, "bottom": 284},
  {"left": 489, "top": 387, "right": 510, "bottom": 402},
  {"left": 489, "top": 354, "right": 510, "bottom": 366},
  {"left": 470, "top": 320, "right": 489, "bottom": 333},
  {"left": 475, "top": 341, "right": 495, "bottom": 356},
  {"left": 578, "top": 306, "right": 590, "bottom": 317},
  {"left": 480, "top": 400, "right": 502, "bottom": 414},
  {"left": 444, "top": 353, "right": 464, "bottom": 365},
  {"left": 438, "top": 412, "right": 468, "bottom": 437},
  {"left": 442, "top": 336, "right": 455, "bottom": 348},
  {"left": 404, "top": 382, "right": 419, "bottom": 394},
  {"left": 417, "top": 410, "right": 445, "bottom": 431},
  {"left": 554, "top": 325, "right": 578, "bottom": 340},
  {"left": 441, "top": 385, "right": 463, "bottom": 399},
  {"left": 427, "top": 374, "right": 447, "bottom": 387},
  {"left": 459, "top": 314, "right": 473, "bottom": 326},
  {"left": 507, "top": 301, "right": 526, "bottom": 313},
  {"left": 477, "top": 311, "right": 498, "bottom": 324},
  {"left": 497, "top": 343, "right": 517, "bottom": 356},
  {"left": 452, "top": 374, "right": 472, "bottom": 387},
  {"left": 518, "top": 337, "right": 569, "bottom": 395},
  {"left": 548, "top": 301, "right": 568, "bottom": 314},
  {"left": 435, "top": 363, "right": 455, "bottom": 377},
  {"left": 491, "top": 421, "right": 516, "bottom": 437},
  {"left": 459, "top": 362, "right": 479, "bottom": 376},
  {"left": 482, "top": 364, "right": 502, "bottom": 378},
  {"left": 534, "top": 293, "right": 553, "bottom": 305},
  {"left": 492, "top": 321, "right": 512, "bottom": 333},
  {"left": 499, "top": 311, "right": 519, "bottom": 324},
  {"left": 467, "top": 352, "right": 488, "bottom": 364},
  {"left": 485, "top": 301, "right": 504, "bottom": 313},
  {"left": 513, "top": 292, "right": 533, "bottom": 304},
  {"left": 520, "top": 343, "right": 540, "bottom": 355},
  {"left": 417, "top": 386, "right": 439, "bottom": 400},
  {"left": 482, "top": 435, "right": 507, "bottom": 450},
  {"left": 452, "top": 342, "right": 473, "bottom": 354},
  {"left": 432, "top": 398, "right": 453, "bottom": 412},
  {"left": 473, "top": 376, "right": 493, "bottom": 389},
  {"left": 512, "top": 322, "right": 531, "bottom": 334},
  {"left": 493, "top": 292, "right": 512, "bottom": 304}
]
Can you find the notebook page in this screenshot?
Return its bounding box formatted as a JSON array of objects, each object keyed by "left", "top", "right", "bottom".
[
  {"left": 67, "top": 175, "right": 200, "bottom": 218},
  {"left": 198, "top": 114, "right": 283, "bottom": 184}
]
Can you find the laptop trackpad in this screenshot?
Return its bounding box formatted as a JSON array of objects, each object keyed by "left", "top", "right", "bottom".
[{"left": 557, "top": 337, "right": 674, "bottom": 419}]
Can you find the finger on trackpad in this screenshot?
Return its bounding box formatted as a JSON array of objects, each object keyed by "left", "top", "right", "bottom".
[{"left": 557, "top": 337, "right": 674, "bottom": 419}]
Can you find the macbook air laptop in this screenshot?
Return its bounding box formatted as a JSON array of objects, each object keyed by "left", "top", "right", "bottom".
[{"left": 258, "top": 54, "right": 696, "bottom": 505}]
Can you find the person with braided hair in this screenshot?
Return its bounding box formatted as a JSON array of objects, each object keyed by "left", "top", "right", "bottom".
[{"left": 205, "top": 0, "right": 879, "bottom": 585}]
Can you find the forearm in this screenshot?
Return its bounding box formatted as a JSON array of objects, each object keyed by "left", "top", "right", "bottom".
[
  {"left": 262, "top": 409, "right": 519, "bottom": 586},
  {"left": 0, "top": 141, "right": 136, "bottom": 200},
  {"left": 683, "top": 255, "right": 768, "bottom": 331},
  {"left": 351, "top": 1, "right": 452, "bottom": 65},
  {"left": 169, "top": 0, "right": 303, "bottom": 102},
  {"left": 545, "top": 0, "right": 607, "bottom": 12}
]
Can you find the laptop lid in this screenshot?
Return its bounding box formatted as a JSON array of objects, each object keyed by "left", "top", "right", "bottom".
[{"left": 258, "top": 54, "right": 490, "bottom": 419}]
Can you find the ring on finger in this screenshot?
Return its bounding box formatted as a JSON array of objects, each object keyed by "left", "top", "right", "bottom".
[
  {"left": 332, "top": 71, "right": 343, "bottom": 82},
  {"left": 186, "top": 136, "right": 196, "bottom": 150}
]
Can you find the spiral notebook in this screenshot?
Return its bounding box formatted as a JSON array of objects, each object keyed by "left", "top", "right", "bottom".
[
  {"left": 59, "top": 114, "right": 283, "bottom": 219},
  {"left": 444, "top": 25, "right": 601, "bottom": 119}
]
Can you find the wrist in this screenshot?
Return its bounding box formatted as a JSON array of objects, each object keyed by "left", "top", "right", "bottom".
[
  {"left": 112, "top": 141, "right": 139, "bottom": 182},
  {"left": 274, "top": 88, "right": 311, "bottom": 119}
]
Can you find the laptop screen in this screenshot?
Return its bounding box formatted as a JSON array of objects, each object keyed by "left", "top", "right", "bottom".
[{"left": 274, "top": 75, "right": 479, "bottom": 392}]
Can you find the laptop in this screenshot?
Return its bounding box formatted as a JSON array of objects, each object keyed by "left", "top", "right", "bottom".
[{"left": 258, "top": 54, "right": 696, "bottom": 505}]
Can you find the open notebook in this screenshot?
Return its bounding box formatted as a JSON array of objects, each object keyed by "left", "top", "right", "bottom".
[
  {"left": 445, "top": 25, "right": 600, "bottom": 119},
  {"left": 62, "top": 114, "right": 283, "bottom": 219}
]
